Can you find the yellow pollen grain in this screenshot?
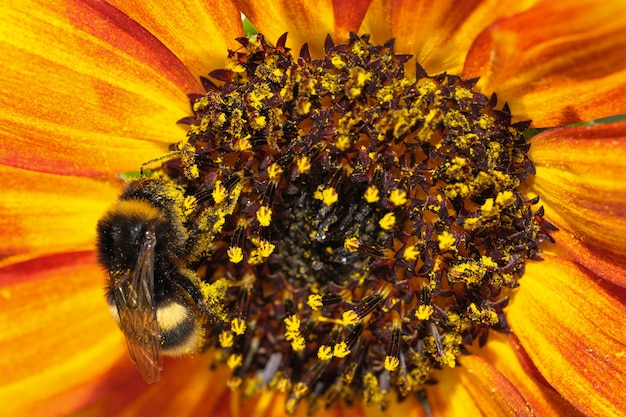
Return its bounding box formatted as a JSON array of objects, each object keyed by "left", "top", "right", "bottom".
[
  {"left": 336, "top": 135, "right": 351, "bottom": 151},
  {"left": 452, "top": 156, "right": 467, "bottom": 167},
  {"left": 454, "top": 87, "right": 474, "bottom": 100},
  {"left": 448, "top": 262, "right": 484, "bottom": 285},
  {"left": 296, "top": 156, "right": 311, "bottom": 174},
  {"left": 384, "top": 356, "right": 400, "bottom": 372},
  {"left": 333, "top": 342, "right": 350, "bottom": 358},
  {"left": 356, "top": 68, "right": 369, "bottom": 86},
  {"left": 297, "top": 99, "right": 312, "bottom": 115},
  {"left": 257, "top": 240, "right": 275, "bottom": 258},
  {"left": 464, "top": 217, "right": 480, "bottom": 230},
  {"left": 285, "top": 316, "right": 306, "bottom": 351},
  {"left": 219, "top": 331, "right": 234, "bottom": 348},
  {"left": 307, "top": 294, "right": 323, "bottom": 310},
  {"left": 284, "top": 315, "right": 301, "bottom": 332},
  {"left": 318, "top": 345, "right": 333, "bottom": 361},
  {"left": 439, "top": 351, "right": 457, "bottom": 368},
  {"left": 293, "top": 382, "right": 309, "bottom": 399},
  {"left": 267, "top": 163, "right": 283, "bottom": 181},
  {"left": 496, "top": 190, "right": 515, "bottom": 206},
  {"left": 344, "top": 237, "right": 360, "bottom": 252},
  {"left": 415, "top": 305, "right": 434, "bottom": 320},
  {"left": 342, "top": 310, "right": 359, "bottom": 326},
  {"left": 227, "top": 353, "right": 243, "bottom": 369},
  {"left": 212, "top": 181, "right": 228, "bottom": 204},
  {"left": 321, "top": 187, "right": 339, "bottom": 206},
  {"left": 437, "top": 231, "right": 456, "bottom": 251},
  {"left": 227, "top": 246, "right": 243, "bottom": 264},
  {"left": 403, "top": 244, "right": 420, "bottom": 261},
  {"left": 183, "top": 195, "right": 197, "bottom": 216},
  {"left": 364, "top": 185, "right": 380, "bottom": 203},
  {"left": 193, "top": 96, "right": 209, "bottom": 112},
  {"left": 225, "top": 59, "right": 245, "bottom": 73},
  {"left": 231, "top": 318, "right": 247, "bottom": 335},
  {"left": 331, "top": 55, "right": 346, "bottom": 69},
  {"left": 349, "top": 87, "right": 362, "bottom": 97},
  {"left": 379, "top": 212, "right": 396, "bottom": 230},
  {"left": 291, "top": 336, "right": 306, "bottom": 352},
  {"left": 185, "top": 163, "right": 200, "bottom": 180},
  {"left": 389, "top": 189, "right": 408, "bottom": 206},
  {"left": 256, "top": 206, "right": 272, "bottom": 227},
  {"left": 234, "top": 136, "right": 252, "bottom": 151},
  {"left": 376, "top": 85, "right": 395, "bottom": 103},
  {"left": 481, "top": 255, "right": 498, "bottom": 269},
  {"left": 478, "top": 114, "right": 494, "bottom": 129}
]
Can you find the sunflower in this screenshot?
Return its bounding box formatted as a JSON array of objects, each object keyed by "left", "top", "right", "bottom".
[{"left": 1, "top": 0, "right": 625, "bottom": 416}]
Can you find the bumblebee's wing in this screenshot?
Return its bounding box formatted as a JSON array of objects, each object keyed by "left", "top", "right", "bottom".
[{"left": 113, "top": 229, "right": 163, "bottom": 383}]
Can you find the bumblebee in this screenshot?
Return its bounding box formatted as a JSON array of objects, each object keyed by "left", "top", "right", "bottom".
[{"left": 96, "top": 178, "right": 206, "bottom": 383}]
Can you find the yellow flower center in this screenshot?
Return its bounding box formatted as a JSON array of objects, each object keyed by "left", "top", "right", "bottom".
[{"left": 99, "top": 33, "right": 556, "bottom": 413}]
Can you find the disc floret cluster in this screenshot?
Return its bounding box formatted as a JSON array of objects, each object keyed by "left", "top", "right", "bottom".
[{"left": 160, "top": 33, "right": 553, "bottom": 413}]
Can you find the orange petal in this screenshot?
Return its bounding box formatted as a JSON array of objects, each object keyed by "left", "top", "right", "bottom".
[
  {"left": 0, "top": 252, "right": 124, "bottom": 416},
  {"left": 0, "top": 164, "right": 121, "bottom": 266},
  {"left": 233, "top": 0, "right": 371, "bottom": 59},
  {"left": 529, "top": 122, "right": 626, "bottom": 287},
  {"left": 331, "top": 0, "right": 374, "bottom": 44},
  {"left": 73, "top": 355, "right": 232, "bottom": 417},
  {"left": 475, "top": 332, "right": 585, "bottom": 416},
  {"left": 464, "top": 0, "right": 626, "bottom": 126},
  {"left": 548, "top": 221, "right": 626, "bottom": 288},
  {"left": 426, "top": 354, "right": 533, "bottom": 416},
  {"left": 0, "top": 0, "right": 201, "bottom": 176},
  {"left": 363, "top": 0, "right": 539, "bottom": 75},
  {"left": 508, "top": 254, "right": 626, "bottom": 416},
  {"left": 106, "top": 0, "right": 244, "bottom": 79}
]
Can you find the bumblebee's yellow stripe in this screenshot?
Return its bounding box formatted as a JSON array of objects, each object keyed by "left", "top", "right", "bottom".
[{"left": 113, "top": 199, "right": 162, "bottom": 221}]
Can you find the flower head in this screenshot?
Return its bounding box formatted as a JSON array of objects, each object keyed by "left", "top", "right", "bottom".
[{"left": 1, "top": 1, "right": 626, "bottom": 416}]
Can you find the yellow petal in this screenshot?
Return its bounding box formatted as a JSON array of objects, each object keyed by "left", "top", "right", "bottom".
[
  {"left": 0, "top": 252, "right": 124, "bottom": 416},
  {"left": 363, "top": 0, "right": 539, "bottom": 75},
  {"left": 476, "top": 332, "right": 585, "bottom": 416},
  {"left": 0, "top": 165, "right": 122, "bottom": 267},
  {"left": 107, "top": 0, "right": 244, "bottom": 79},
  {"left": 233, "top": 0, "right": 371, "bottom": 59},
  {"left": 529, "top": 122, "right": 626, "bottom": 286},
  {"left": 425, "top": 353, "right": 533, "bottom": 416},
  {"left": 508, "top": 254, "right": 626, "bottom": 416},
  {"left": 0, "top": 0, "right": 200, "bottom": 176},
  {"left": 464, "top": 0, "right": 626, "bottom": 125}
]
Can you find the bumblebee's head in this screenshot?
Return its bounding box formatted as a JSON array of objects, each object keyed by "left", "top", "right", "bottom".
[
  {"left": 96, "top": 198, "right": 168, "bottom": 275},
  {"left": 96, "top": 179, "right": 189, "bottom": 276}
]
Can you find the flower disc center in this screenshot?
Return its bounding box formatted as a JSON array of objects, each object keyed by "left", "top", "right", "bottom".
[{"left": 158, "top": 33, "right": 552, "bottom": 413}]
